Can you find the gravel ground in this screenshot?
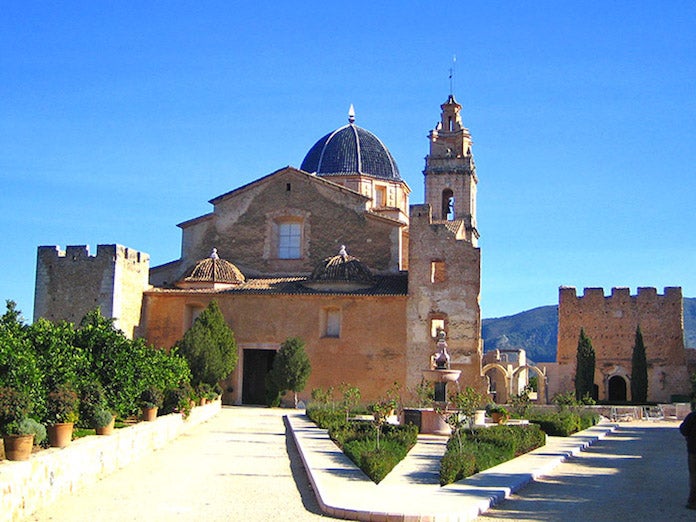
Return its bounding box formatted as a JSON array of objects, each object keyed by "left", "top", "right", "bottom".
[
  {"left": 479, "top": 420, "right": 693, "bottom": 522},
  {"left": 27, "top": 407, "right": 330, "bottom": 521}
]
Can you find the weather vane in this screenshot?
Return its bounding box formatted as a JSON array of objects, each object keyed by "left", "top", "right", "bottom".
[{"left": 449, "top": 54, "right": 456, "bottom": 95}]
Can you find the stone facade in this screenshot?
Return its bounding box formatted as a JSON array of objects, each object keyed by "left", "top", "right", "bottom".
[
  {"left": 34, "top": 97, "right": 484, "bottom": 406},
  {"left": 34, "top": 244, "right": 149, "bottom": 338},
  {"left": 143, "top": 290, "right": 408, "bottom": 404},
  {"left": 556, "top": 286, "right": 690, "bottom": 403},
  {"left": 151, "top": 167, "right": 405, "bottom": 286}
]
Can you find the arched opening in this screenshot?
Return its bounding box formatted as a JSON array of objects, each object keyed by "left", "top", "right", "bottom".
[
  {"left": 512, "top": 365, "right": 548, "bottom": 404},
  {"left": 482, "top": 363, "right": 510, "bottom": 404},
  {"left": 441, "top": 189, "right": 454, "bottom": 220},
  {"left": 608, "top": 375, "right": 627, "bottom": 402}
]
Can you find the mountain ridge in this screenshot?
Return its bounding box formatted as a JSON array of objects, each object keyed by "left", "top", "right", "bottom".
[{"left": 482, "top": 297, "right": 696, "bottom": 363}]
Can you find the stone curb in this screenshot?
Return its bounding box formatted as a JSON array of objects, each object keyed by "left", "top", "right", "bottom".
[{"left": 287, "top": 414, "right": 617, "bottom": 522}]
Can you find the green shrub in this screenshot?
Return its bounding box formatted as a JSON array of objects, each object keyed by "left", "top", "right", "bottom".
[
  {"left": 306, "top": 404, "right": 346, "bottom": 431},
  {"left": 439, "top": 425, "right": 546, "bottom": 485},
  {"left": 139, "top": 386, "right": 164, "bottom": 409},
  {"left": 343, "top": 437, "right": 409, "bottom": 483},
  {"left": 17, "top": 418, "right": 46, "bottom": 445},
  {"left": 526, "top": 410, "right": 601, "bottom": 436},
  {"left": 309, "top": 407, "right": 418, "bottom": 484},
  {"left": 440, "top": 446, "right": 477, "bottom": 485},
  {"left": 45, "top": 384, "right": 80, "bottom": 424}
]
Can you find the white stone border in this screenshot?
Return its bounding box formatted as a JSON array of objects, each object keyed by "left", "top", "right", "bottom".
[{"left": 0, "top": 400, "right": 221, "bottom": 522}]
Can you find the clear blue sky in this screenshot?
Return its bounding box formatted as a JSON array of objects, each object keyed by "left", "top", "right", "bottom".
[{"left": 1, "top": 1, "right": 695, "bottom": 321}]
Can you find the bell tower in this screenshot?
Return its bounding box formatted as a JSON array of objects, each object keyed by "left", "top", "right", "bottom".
[{"left": 423, "top": 95, "right": 479, "bottom": 245}]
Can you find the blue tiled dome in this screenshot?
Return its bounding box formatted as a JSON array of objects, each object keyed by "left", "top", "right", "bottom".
[{"left": 301, "top": 110, "right": 401, "bottom": 181}]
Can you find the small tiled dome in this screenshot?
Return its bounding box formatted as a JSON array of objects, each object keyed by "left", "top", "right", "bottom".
[
  {"left": 304, "top": 246, "right": 373, "bottom": 291},
  {"left": 176, "top": 249, "right": 245, "bottom": 289},
  {"left": 301, "top": 106, "right": 401, "bottom": 181}
]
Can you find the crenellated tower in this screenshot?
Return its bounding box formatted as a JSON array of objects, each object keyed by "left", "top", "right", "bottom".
[{"left": 423, "top": 94, "right": 478, "bottom": 245}]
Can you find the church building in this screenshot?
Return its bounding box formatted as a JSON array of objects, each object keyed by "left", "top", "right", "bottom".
[{"left": 34, "top": 95, "right": 485, "bottom": 405}]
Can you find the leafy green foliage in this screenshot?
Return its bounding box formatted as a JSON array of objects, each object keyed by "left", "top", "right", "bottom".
[
  {"left": 0, "top": 386, "right": 32, "bottom": 435},
  {"left": 339, "top": 383, "right": 361, "bottom": 423},
  {"left": 631, "top": 326, "right": 648, "bottom": 403},
  {"left": 175, "top": 301, "right": 237, "bottom": 387},
  {"left": 306, "top": 403, "right": 346, "bottom": 431},
  {"left": 331, "top": 422, "right": 418, "bottom": 483},
  {"left": 575, "top": 328, "right": 596, "bottom": 401},
  {"left": 526, "top": 409, "right": 600, "bottom": 436},
  {"left": 269, "top": 337, "right": 311, "bottom": 408},
  {"left": 0, "top": 301, "right": 43, "bottom": 413},
  {"left": 45, "top": 383, "right": 80, "bottom": 424},
  {"left": 439, "top": 424, "right": 546, "bottom": 485}
]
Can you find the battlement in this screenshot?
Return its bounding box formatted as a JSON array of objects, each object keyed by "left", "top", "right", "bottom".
[
  {"left": 559, "top": 285, "right": 682, "bottom": 304},
  {"left": 38, "top": 244, "right": 149, "bottom": 264},
  {"left": 34, "top": 244, "right": 150, "bottom": 338}
]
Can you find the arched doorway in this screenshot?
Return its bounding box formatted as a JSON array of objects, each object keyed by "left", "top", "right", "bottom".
[{"left": 608, "top": 375, "right": 627, "bottom": 402}]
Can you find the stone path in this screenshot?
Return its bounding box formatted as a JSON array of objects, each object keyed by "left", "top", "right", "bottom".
[
  {"left": 27, "top": 407, "right": 328, "bottom": 521},
  {"left": 479, "top": 420, "right": 692, "bottom": 521},
  {"left": 24, "top": 409, "right": 692, "bottom": 521}
]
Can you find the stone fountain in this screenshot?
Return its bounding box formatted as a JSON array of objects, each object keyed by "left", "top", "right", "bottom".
[
  {"left": 422, "top": 329, "right": 461, "bottom": 403},
  {"left": 414, "top": 330, "right": 462, "bottom": 435}
]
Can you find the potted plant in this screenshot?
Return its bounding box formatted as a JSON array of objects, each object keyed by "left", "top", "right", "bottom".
[
  {"left": 196, "top": 383, "right": 212, "bottom": 406},
  {"left": 139, "top": 386, "right": 163, "bottom": 421},
  {"left": 486, "top": 403, "right": 509, "bottom": 424},
  {"left": 0, "top": 387, "right": 43, "bottom": 461},
  {"left": 93, "top": 406, "right": 116, "bottom": 435},
  {"left": 46, "top": 383, "right": 80, "bottom": 447}
]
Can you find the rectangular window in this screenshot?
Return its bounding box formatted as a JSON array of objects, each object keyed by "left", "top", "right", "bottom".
[
  {"left": 430, "top": 318, "right": 445, "bottom": 338},
  {"left": 431, "top": 261, "right": 446, "bottom": 283},
  {"left": 324, "top": 308, "right": 341, "bottom": 338},
  {"left": 375, "top": 186, "right": 387, "bottom": 207},
  {"left": 278, "top": 222, "right": 301, "bottom": 259}
]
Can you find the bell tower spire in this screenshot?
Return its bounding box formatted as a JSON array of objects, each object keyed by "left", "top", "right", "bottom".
[{"left": 423, "top": 95, "right": 479, "bottom": 244}]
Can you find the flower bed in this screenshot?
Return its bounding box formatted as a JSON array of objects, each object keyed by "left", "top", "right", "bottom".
[{"left": 439, "top": 424, "right": 546, "bottom": 485}]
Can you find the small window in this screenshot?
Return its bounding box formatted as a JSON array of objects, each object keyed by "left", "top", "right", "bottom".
[
  {"left": 442, "top": 189, "right": 454, "bottom": 220},
  {"left": 375, "top": 186, "right": 387, "bottom": 207},
  {"left": 430, "top": 318, "right": 445, "bottom": 338},
  {"left": 278, "top": 222, "right": 301, "bottom": 259},
  {"left": 324, "top": 308, "right": 341, "bottom": 338},
  {"left": 186, "top": 305, "right": 205, "bottom": 330},
  {"left": 431, "top": 261, "right": 446, "bottom": 283}
]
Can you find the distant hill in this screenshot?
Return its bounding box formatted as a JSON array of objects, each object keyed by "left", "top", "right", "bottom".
[{"left": 482, "top": 297, "right": 696, "bottom": 363}]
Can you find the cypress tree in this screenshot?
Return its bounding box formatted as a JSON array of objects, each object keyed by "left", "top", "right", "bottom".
[
  {"left": 575, "top": 328, "right": 596, "bottom": 401},
  {"left": 175, "top": 301, "right": 237, "bottom": 387},
  {"left": 269, "top": 337, "right": 312, "bottom": 408},
  {"left": 631, "top": 325, "right": 648, "bottom": 403}
]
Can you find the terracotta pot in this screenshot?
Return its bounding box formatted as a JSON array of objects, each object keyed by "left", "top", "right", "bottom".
[
  {"left": 198, "top": 398, "right": 207, "bottom": 406},
  {"left": 3, "top": 434, "right": 34, "bottom": 461},
  {"left": 141, "top": 407, "right": 158, "bottom": 422},
  {"left": 96, "top": 416, "right": 115, "bottom": 436},
  {"left": 48, "top": 422, "right": 74, "bottom": 448},
  {"left": 491, "top": 412, "right": 506, "bottom": 424}
]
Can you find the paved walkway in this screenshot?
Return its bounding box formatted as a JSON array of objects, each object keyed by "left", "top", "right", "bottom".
[
  {"left": 479, "top": 420, "right": 692, "bottom": 522},
  {"left": 27, "top": 407, "right": 327, "bottom": 521},
  {"left": 24, "top": 408, "right": 691, "bottom": 522}
]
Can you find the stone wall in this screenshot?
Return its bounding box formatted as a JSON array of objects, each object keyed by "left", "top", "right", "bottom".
[
  {"left": 34, "top": 244, "right": 149, "bottom": 338},
  {"left": 0, "top": 401, "right": 220, "bottom": 522},
  {"left": 556, "top": 286, "right": 690, "bottom": 402},
  {"left": 143, "top": 290, "right": 408, "bottom": 404},
  {"left": 176, "top": 168, "right": 404, "bottom": 279},
  {"left": 406, "top": 203, "right": 484, "bottom": 394}
]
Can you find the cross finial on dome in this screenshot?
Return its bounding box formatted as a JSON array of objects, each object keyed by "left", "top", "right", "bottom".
[
  {"left": 210, "top": 248, "right": 219, "bottom": 259},
  {"left": 348, "top": 104, "right": 355, "bottom": 124}
]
